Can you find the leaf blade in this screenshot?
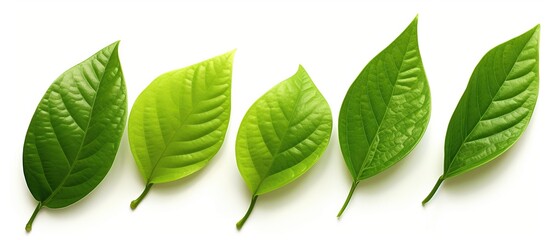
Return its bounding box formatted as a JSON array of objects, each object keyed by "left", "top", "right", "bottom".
[
  {"left": 423, "top": 25, "right": 540, "bottom": 205},
  {"left": 443, "top": 25, "right": 540, "bottom": 178},
  {"left": 23, "top": 41, "right": 127, "bottom": 208},
  {"left": 23, "top": 42, "right": 127, "bottom": 231},
  {"left": 236, "top": 66, "right": 332, "bottom": 195},
  {"left": 128, "top": 51, "right": 234, "bottom": 207},
  {"left": 338, "top": 17, "right": 431, "bottom": 182},
  {"left": 235, "top": 66, "right": 332, "bottom": 229}
]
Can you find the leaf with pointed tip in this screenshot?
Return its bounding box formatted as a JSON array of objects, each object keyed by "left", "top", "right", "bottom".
[
  {"left": 235, "top": 66, "right": 332, "bottom": 230},
  {"left": 337, "top": 17, "right": 431, "bottom": 217},
  {"left": 23, "top": 42, "right": 127, "bottom": 232},
  {"left": 422, "top": 25, "right": 540, "bottom": 205},
  {"left": 128, "top": 51, "right": 234, "bottom": 209}
]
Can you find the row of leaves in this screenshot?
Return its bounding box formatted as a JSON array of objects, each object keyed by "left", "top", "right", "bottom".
[{"left": 23, "top": 17, "right": 540, "bottom": 232}]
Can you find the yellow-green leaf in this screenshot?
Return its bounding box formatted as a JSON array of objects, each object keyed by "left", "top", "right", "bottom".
[
  {"left": 128, "top": 51, "right": 234, "bottom": 209},
  {"left": 235, "top": 66, "right": 332, "bottom": 229}
]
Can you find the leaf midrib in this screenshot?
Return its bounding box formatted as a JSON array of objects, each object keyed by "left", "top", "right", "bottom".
[
  {"left": 254, "top": 76, "right": 312, "bottom": 192},
  {"left": 43, "top": 49, "right": 117, "bottom": 206},
  {"left": 445, "top": 33, "right": 535, "bottom": 176},
  {"left": 145, "top": 105, "right": 196, "bottom": 183},
  {"left": 355, "top": 30, "right": 414, "bottom": 179},
  {"left": 145, "top": 67, "right": 227, "bottom": 183}
]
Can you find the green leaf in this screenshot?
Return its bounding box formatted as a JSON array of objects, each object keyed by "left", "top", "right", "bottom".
[
  {"left": 235, "top": 66, "right": 332, "bottom": 230},
  {"left": 23, "top": 42, "right": 127, "bottom": 232},
  {"left": 128, "top": 50, "right": 234, "bottom": 209},
  {"left": 422, "top": 25, "right": 540, "bottom": 205},
  {"left": 337, "top": 16, "right": 431, "bottom": 217}
]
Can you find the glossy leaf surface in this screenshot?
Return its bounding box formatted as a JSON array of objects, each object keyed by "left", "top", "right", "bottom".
[
  {"left": 338, "top": 17, "right": 430, "bottom": 216},
  {"left": 423, "top": 25, "right": 540, "bottom": 205},
  {"left": 23, "top": 42, "right": 127, "bottom": 231},
  {"left": 128, "top": 51, "right": 234, "bottom": 209},
  {"left": 236, "top": 66, "right": 332, "bottom": 229}
]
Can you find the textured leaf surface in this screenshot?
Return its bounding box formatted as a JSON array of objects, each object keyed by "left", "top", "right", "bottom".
[
  {"left": 235, "top": 66, "right": 332, "bottom": 229},
  {"left": 423, "top": 25, "right": 540, "bottom": 205},
  {"left": 336, "top": 17, "right": 430, "bottom": 217},
  {"left": 24, "top": 42, "right": 126, "bottom": 208},
  {"left": 129, "top": 51, "right": 233, "bottom": 185},
  {"left": 236, "top": 66, "right": 332, "bottom": 195},
  {"left": 339, "top": 17, "right": 430, "bottom": 182},
  {"left": 23, "top": 42, "right": 127, "bottom": 231},
  {"left": 444, "top": 25, "right": 540, "bottom": 178}
]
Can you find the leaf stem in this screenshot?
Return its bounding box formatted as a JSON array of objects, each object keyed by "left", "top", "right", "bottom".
[
  {"left": 422, "top": 176, "right": 444, "bottom": 206},
  {"left": 26, "top": 202, "right": 43, "bottom": 232},
  {"left": 131, "top": 183, "right": 154, "bottom": 210},
  {"left": 236, "top": 195, "right": 258, "bottom": 230},
  {"left": 337, "top": 181, "right": 359, "bottom": 218}
]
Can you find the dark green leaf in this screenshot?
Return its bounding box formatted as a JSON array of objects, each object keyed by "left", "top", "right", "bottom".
[
  {"left": 338, "top": 16, "right": 430, "bottom": 217},
  {"left": 422, "top": 25, "right": 540, "bottom": 205},
  {"left": 23, "top": 42, "right": 127, "bottom": 231}
]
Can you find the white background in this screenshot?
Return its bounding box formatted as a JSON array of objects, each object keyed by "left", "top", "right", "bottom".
[{"left": 2, "top": 0, "right": 547, "bottom": 239}]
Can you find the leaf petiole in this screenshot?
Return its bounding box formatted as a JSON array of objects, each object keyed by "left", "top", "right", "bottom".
[
  {"left": 337, "top": 181, "right": 359, "bottom": 218},
  {"left": 25, "top": 202, "right": 43, "bottom": 232},
  {"left": 422, "top": 175, "right": 444, "bottom": 206},
  {"left": 131, "top": 183, "right": 154, "bottom": 210},
  {"left": 236, "top": 195, "right": 258, "bottom": 230}
]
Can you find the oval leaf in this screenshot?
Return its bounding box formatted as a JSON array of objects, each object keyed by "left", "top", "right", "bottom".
[
  {"left": 128, "top": 51, "right": 234, "bottom": 209},
  {"left": 337, "top": 17, "right": 431, "bottom": 216},
  {"left": 23, "top": 42, "right": 127, "bottom": 231},
  {"left": 235, "top": 66, "right": 332, "bottom": 229},
  {"left": 422, "top": 25, "right": 540, "bottom": 205}
]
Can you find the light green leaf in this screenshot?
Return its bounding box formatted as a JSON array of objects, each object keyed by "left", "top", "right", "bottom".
[
  {"left": 23, "top": 42, "right": 127, "bottom": 232},
  {"left": 422, "top": 25, "right": 540, "bottom": 205},
  {"left": 235, "top": 66, "right": 332, "bottom": 230},
  {"left": 128, "top": 50, "right": 234, "bottom": 209},
  {"left": 337, "top": 16, "right": 431, "bottom": 217}
]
